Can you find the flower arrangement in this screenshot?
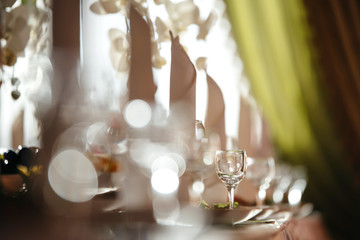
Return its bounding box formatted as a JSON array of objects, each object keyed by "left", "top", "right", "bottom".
[
  {"left": 0, "top": 0, "right": 51, "bottom": 99},
  {"left": 89, "top": 0, "right": 216, "bottom": 75}
]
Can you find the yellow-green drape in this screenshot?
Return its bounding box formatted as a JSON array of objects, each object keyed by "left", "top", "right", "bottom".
[{"left": 225, "top": 0, "right": 360, "bottom": 238}]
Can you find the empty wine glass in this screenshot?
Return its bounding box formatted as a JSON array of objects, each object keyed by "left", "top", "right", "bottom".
[
  {"left": 246, "top": 157, "right": 275, "bottom": 205},
  {"left": 186, "top": 120, "right": 217, "bottom": 204},
  {"left": 215, "top": 150, "right": 247, "bottom": 209},
  {"left": 270, "top": 163, "right": 292, "bottom": 204},
  {"left": 287, "top": 165, "right": 307, "bottom": 206}
]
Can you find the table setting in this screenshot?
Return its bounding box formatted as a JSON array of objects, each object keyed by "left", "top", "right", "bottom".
[{"left": 0, "top": 1, "right": 332, "bottom": 239}]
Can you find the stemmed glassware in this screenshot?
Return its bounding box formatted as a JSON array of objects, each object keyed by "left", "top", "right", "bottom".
[
  {"left": 287, "top": 165, "right": 307, "bottom": 206},
  {"left": 246, "top": 157, "right": 275, "bottom": 205},
  {"left": 270, "top": 163, "right": 293, "bottom": 204},
  {"left": 186, "top": 120, "right": 217, "bottom": 204},
  {"left": 215, "top": 150, "right": 247, "bottom": 209}
]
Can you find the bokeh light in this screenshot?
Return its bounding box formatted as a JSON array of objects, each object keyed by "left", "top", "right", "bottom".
[
  {"left": 48, "top": 149, "right": 98, "bottom": 202},
  {"left": 272, "top": 189, "right": 284, "bottom": 204},
  {"left": 124, "top": 99, "right": 152, "bottom": 128},
  {"left": 288, "top": 179, "right": 307, "bottom": 206},
  {"left": 129, "top": 140, "right": 167, "bottom": 170},
  {"left": 258, "top": 189, "right": 266, "bottom": 201},
  {"left": 152, "top": 153, "right": 186, "bottom": 177},
  {"left": 151, "top": 155, "right": 179, "bottom": 175},
  {"left": 151, "top": 168, "right": 179, "bottom": 194},
  {"left": 128, "top": 139, "right": 187, "bottom": 179},
  {"left": 153, "top": 194, "right": 180, "bottom": 225},
  {"left": 288, "top": 189, "right": 302, "bottom": 206},
  {"left": 167, "top": 152, "right": 186, "bottom": 177},
  {"left": 203, "top": 151, "right": 213, "bottom": 165},
  {"left": 192, "top": 180, "right": 205, "bottom": 194},
  {"left": 52, "top": 123, "right": 88, "bottom": 155},
  {"left": 86, "top": 122, "right": 107, "bottom": 147}
]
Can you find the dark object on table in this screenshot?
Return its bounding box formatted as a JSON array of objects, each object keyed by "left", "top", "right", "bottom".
[
  {"left": 1, "top": 150, "right": 19, "bottom": 174},
  {"left": 18, "top": 146, "right": 38, "bottom": 167}
]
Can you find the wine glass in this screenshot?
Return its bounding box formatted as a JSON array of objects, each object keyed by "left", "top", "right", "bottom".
[
  {"left": 215, "top": 150, "right": 247, "bottom": 209},
  {"left": 186, "top": 120, "right": 217, "bottom": 204},
  {"left": 246, "top": 157, "right": 275, "bottom": 205},
  {"left": 287, "top": 165, "right": 307, "bottom": 206},
  {"left": 270, "top": 163, "right": 292, "bottom": 204}
]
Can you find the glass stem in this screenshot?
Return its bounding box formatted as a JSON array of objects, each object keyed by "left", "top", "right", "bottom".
[
  {"left": 255, "top": 193, "right": 262, "bottom": 206},
  {"left": 256, "top": 188, "right": 265, "bottom": 206},
  {"left": 227, "top": 185, "right": 236, "bottom": 209}
]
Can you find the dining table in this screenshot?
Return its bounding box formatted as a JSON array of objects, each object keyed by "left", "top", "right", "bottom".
[{"left": 0, "top": 191, "right": 331, "bottom": 240}]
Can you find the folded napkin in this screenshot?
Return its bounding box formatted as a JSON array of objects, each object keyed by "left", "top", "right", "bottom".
[
  {"left": 204, "top": 74, "right": 226, "bottom": 150},
  {"left": 238, "top": 97, "right": 274, "bottom": 158},
  {"left": 127, "top": 5, "right": 157, "bottom": 102},
  {"left": 258, "top": 118, "right": 274, "bottom": 158},
  {"left": 238, "top": 97, "right": 255, "bottom": 156},
  {"left": 169, "top": 31, "right": 196, "bottom": 135}
]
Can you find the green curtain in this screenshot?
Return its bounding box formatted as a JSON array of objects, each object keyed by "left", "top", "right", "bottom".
[{"left": 225, "top": 0, "right": 360, "bottom": 239}]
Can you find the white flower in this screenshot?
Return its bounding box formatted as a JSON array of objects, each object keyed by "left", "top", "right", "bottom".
[
  {"left": 161, "top": 0, "right": 215, "bottom": 40},
  {"left": 197, "top": 11, "right": 216, "bottom": 40},
  {"left": 28, "top": 8, "right": 52, "bottom": 54},
  {"left": 108, "top": 28, "right": 130, "bottom": 73},
  {"left": 155, "top": 17, "right": 170, "bottom": 42},
  {"left": 153, "top": 0, "right": 165, "bottom": 5},
  {"left": 195, "top": 57, "right": 207, "bottom": 71},
  {"left": 165, "top": 0, "right": 200, "bottom": 32},
  {"left": 3, "top": 5, "right": 32, "bottom": 56},
  {"left": 151, "top": 40, "right": 166, "bottom": 69},
  {"left": 89, "top": 0, "right": 217, "bottom": 73},
  {"left": 90, "top": 0, "right": 147, "bottom": 15},
  {"left": 90, "top": 0, "right": 123, "bottom": 15}
]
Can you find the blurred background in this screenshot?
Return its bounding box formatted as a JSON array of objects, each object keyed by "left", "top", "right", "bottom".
[
  {"left": 225, "top": 0, "right": 360, "bottom": 239},
  {"left": 1, "top": 0, "right": 360, "bottom": 239}
]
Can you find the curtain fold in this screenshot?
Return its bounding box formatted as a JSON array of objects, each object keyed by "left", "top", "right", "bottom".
[
  {"left": 303, "top": 0, "right": 360, "bottom": 171},
  {"left": 225, "top": 0, "right": 360, "bottom": 238}
]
